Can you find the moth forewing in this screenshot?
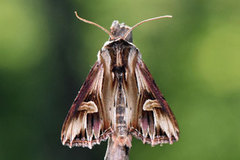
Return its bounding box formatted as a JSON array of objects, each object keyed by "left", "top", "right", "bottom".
[
  {"left": 61, "top": 62, "right": 112, "bottom": 148},
  {"left": 98, "top": 47, "right": 116, "bottom": 131},
  {"left": 133, "top": 58, "right": 179, "bottom": 145},
  {"left": 124, "top": 47, "right": 140, "bottom": 129}
]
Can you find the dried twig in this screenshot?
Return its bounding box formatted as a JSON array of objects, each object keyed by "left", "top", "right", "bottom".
[{"left": 104, "top": 138, "right": 130, "bottom": 160}]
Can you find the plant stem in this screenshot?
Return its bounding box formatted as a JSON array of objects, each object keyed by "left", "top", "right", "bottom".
[{"left": 104, "top": 137, "right": 130, "bottom": 160}]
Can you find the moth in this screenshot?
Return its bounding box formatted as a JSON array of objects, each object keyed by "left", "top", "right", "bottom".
[{"left": 61, "top": 11, "right": 179, "bottom": 149}]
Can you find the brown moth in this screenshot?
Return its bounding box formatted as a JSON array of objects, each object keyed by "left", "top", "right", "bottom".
[{"left": 61, "top": 11, "right": 179, "bottom": 149}]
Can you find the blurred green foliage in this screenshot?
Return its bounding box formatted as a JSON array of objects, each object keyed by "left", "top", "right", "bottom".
[{"left": 1, "top": 0, "right": 240, "bottom": 159}]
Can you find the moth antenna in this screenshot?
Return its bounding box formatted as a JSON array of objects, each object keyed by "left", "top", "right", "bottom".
[
  {"left": 123, "top": 15, "right": 173, "bottom": 40},
  {"left": 74, "top": 11, "right": 115, "bottom": 39}
]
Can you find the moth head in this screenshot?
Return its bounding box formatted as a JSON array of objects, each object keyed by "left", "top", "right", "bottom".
[{"left": 74, "top": 11, "right": 172, "bottom": 42}]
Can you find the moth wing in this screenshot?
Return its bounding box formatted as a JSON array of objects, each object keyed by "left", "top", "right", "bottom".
[
  {"left": 131, "top": 58, "right": 179, "bottom": 146},
  {"left": 61, "top": 61, "right": 111, "bottom": 149}
]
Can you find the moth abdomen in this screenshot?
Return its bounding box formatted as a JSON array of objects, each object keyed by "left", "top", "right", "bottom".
[
  {"left": 116, "top": 115, "right": 126, "bottom": 124},
  {"left": 116, "top": 105, "right": 125, "bottom": 115}
]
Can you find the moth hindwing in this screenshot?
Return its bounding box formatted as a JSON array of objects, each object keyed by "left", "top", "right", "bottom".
[{"left": 61, "top": 14, "right": 179, "bottom": 149}]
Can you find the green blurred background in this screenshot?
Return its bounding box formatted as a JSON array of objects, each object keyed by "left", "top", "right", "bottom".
[{"left": 1, "top": 0, "right": 240, "bottom": 159}]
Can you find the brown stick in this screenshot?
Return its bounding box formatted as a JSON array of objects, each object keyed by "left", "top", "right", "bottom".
[{"left": 104, "top": 137, "right": 130, "bottom": 160}]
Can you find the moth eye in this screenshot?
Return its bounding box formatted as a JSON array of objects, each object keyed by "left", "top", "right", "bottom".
[{"left": 135, "top": 48, "right": 139, "bottom": 54}]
